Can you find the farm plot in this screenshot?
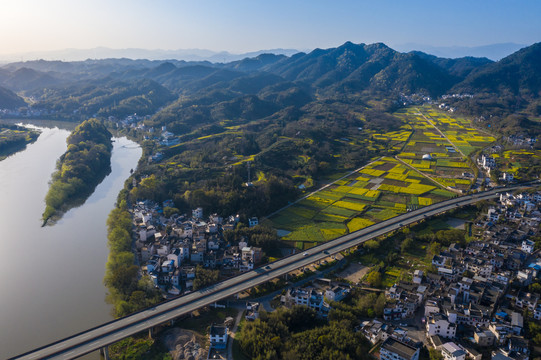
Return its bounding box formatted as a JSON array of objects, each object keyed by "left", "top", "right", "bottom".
[
  {"left": 420, "top": 107, "right": 496, "bottom": 156},
  {"left": 394, "top": 107, "right": 496, "bottom": 191},
  {"left": 269, "top": 106, "right": 493, "bottom": 249},
  {"left": 494, "top": 149, "right": 541, "bottom": 181},
  {"left": 270, "top": 153, "right": 454, "bottom": 250}
]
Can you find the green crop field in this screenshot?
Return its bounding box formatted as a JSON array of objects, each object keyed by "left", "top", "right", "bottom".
[{"left": 268, "top": 106, "right": 494, "bottom": 248}]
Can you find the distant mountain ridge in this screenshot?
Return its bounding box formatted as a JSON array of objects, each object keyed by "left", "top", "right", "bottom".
[
  {"left": 1, "top": 42, "right": 527, "bottom": 64},
  {"left": 451, "top": 42, "right": 541, "bottom": 97},
  {"left": 0, "top": 41, "right": 540, "bottom": 121},
  {"left": 393, "top": 42, "right": 528, "bottom": 61},
  {"left": 0, "top": 47, "right": 301, "bottom": 63},
  {"left": 0, "top": 86, "right": 26, "bottom": 108}
]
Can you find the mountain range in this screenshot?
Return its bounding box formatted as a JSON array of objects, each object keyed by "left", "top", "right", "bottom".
[
  {"left": 0, "top": 41, "right": 539, "bottom": 134},
  {"left": 0, "top": 47, "right": 301, "bottom": 63},
  {"left": 0, "top": 43, "right": 526, "bottom": 63},
  {"left": 392, "top": 42, "right": 527, "bottom": 61}
]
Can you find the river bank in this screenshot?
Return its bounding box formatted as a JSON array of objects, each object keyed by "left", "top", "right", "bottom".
[
  {"left": 0, "top": 124, "right": 40, "bottom": 160},
  {"left": 0, "top": 126, "right": 141, "bottom": 358}
]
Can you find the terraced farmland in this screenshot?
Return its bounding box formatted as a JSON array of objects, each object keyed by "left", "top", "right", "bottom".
[
  {"left": 493, "top": 149, "right": 541, "bottom": 181},
  {"left": 268, "top": 106, "right": 497, "bottom": 250},
  {"left": 395, "top": 107, "right": 496, "bottom": 191},
  {"left": 269, "top": 156, "right": 454, "bottom": 250}
]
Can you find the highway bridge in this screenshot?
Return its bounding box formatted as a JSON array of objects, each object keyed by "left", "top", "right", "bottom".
[{"left": 13, "top": 185, "right": 531, "bottom": 360}]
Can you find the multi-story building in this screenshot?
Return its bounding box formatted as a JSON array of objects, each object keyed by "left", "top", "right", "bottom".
[
  {"left": 441, "top": 342, "right": 466, "bottom": 360},
  {"left": 474, "top": 330, "right": 496, "bottom": 347},
  {"left": 426, "top": 314, "right": 457, "bottom": 338},
  {"left": 209, "top": 324, "right": 228, "bottom": 349},
  {"left": 380, "top": 337, "right": 420, "bottom": 360}
]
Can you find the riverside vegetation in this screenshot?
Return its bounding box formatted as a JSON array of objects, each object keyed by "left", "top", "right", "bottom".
[
  {"left": 104, "top": 200, "right": 162, "bottom": 318},
  {"left": 42, "top": 118, "right": 113, "bottom": 224},
  {"left": 0, "top": 124, "right": 40, "bottom": 160}
]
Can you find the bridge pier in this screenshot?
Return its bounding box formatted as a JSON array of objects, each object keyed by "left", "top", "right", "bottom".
[
  {"left": 149, "top": 327, "right": 155, "bottom": 339},
  {"left": 99, "top": 346, "right": 110, "bottom": 360}
]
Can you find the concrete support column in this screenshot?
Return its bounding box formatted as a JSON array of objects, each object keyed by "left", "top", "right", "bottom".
[
  {"left": 100, "top": 346, "right": 110, "bottom": 360},
  {"left": 148, "top": 327, "right": 154, "bottom": 339}
]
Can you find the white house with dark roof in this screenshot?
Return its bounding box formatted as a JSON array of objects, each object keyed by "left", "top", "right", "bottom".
[
  {"left": 426, "top": 314, "right": 456, "bottom": 338},
  {"left": 380, "top": 337, "right": 420, "bottom": 360},
  {"left": 209, "top": 324, "right": 228, "bottom": 349},
  {"left": 515, "top": 291, "right": 539, "bottom": 311},
  {"left": 521, "top": 240, "right": 534, "bottom": 254},
  {"left": 441, "top": 342, "right": 466, "bottom": 360}
]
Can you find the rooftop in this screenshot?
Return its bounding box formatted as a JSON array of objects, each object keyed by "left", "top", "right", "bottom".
[
  {"left": 210, "top": 324, "right": 227, "bottom": 336},
  {"left": 382, "top": 337, "right": 418, "bottom": 359},
  {"left": 442, "top": 342, "right": 466, "bottom": 357}
]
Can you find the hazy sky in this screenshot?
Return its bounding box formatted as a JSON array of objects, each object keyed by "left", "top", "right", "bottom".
[{"left": 1, "top": 0, "right": 540, "bottom": 54}]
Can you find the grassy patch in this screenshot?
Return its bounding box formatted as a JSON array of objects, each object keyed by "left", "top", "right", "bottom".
[{"left": 176, "top": 307, "right": 238, "bottom": 336}]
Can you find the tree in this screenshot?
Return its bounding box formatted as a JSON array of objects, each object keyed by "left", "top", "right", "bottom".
[
  {"left": 364, "top": 240, "right": 380, "bottom": 250},
  {"left": 401, "top": 237, "right": 413, "bottom": 254},
  {"left": 365, "top": 271, "right": 382, "bottom": 288},
  {"left": 163, "top": 206, "right": 180, "bottom": 218},
  {"left": 374, "top": 293, "right": 386, "bottom": 316},
  {"left": 529, "top": 282, "right": 541, "bottom": 295},
  {"left": 429, "top": 348, "right": 443, "bottom": 360},
  {"left": 427, "top": 242, "right": 441, "bottom": 257},
  {"left": 193, "top": 266, "right": 219, "bottom": 290}
]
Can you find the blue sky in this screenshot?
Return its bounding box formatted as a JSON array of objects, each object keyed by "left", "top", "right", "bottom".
[{"left": 0, "top": 0, "right": 539, "bottom": 54}]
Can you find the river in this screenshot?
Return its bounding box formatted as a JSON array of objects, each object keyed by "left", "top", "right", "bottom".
[{"left": 0, "top": 124, "right": 142, "bottom": 358}]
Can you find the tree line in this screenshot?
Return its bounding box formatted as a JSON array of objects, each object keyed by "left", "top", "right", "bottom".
[
  {"left": 103, "top": 201, "right": 162, "bottom": 318},
  {"left": 0, "top": 125, "right": 39, "bottom": 159},
  {"left": 238, "top": 305, "right": 372, "bottom": 360},
  {"left": 42, "top": 118, "right": 112, "bottom": 224}
]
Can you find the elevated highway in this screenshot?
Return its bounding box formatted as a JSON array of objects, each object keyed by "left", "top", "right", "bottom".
[{"left": 13, "top": 185, "right": 531, "bottom": 359}]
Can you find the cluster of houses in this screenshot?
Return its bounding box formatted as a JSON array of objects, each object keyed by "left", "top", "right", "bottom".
[
  {"left": 131, "top": 201, "right": 262, "bottom": 296},
  {"left": 438, "top": 94, "right": 475, "bottom": 112},
  {"left": 110, "top": 113, "right": 150, "bottom": 128},
  {"left": 0, "top": 107, "right": 51, "bottom": 117},
  {"left": 111, "top": 114, "right": 180, "bottom": 148},
  {"left": 279, "top": 278, "right": 351, "bottom": 317},
  {"left": 365, "top": 191, "right": 541, "bottom": 360},
  {"left": 438, "top": 103, "right": 456, "bottom": 113},
  {"left": 478, "top": 154, "right": 517, "bottom": 183},
  {"left": 398, "top": 93, "right": 432, "bottom": 107},
  {"left": 504, "top": 136, "right": 537, "bottom": 149}
]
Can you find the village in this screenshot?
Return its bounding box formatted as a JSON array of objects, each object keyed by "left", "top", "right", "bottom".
[
  {"left": 362, "top": 190, "right": 541, "bottom": 360},
  {"left": 128, "top": 179, "right": 541, "bottom": 360},
  {"left": 114, "top": 107, "right": 541, "bottom": 360},
  {"left": 132, "top": 201, "right": 264, "bottom": 296}
]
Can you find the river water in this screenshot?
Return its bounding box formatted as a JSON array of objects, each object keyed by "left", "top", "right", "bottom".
[{"left": 0, "top": 124, "right": 141, "bottom": 358}]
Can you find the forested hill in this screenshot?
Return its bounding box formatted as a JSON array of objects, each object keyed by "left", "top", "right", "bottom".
[
  {"left": 3, "top": 42, "right": 540, "bottom": 101},
  {"left": 440, "top": 42, "right": 541, "bottom": 134},
  {"left": 451, "top": 42, "right": 541, "bottom": 97},
  {"left": 0, "top": 86, "right": 26, "bottom": 108},
  {"left": 1, "top": 41, "right": 540, "bottom": 132},
  {"left": 42, "top": 119, "right": 113, "bottom": 225},
  {"left": 32, "top": 78, "right": 176, "bottom": 121}
]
